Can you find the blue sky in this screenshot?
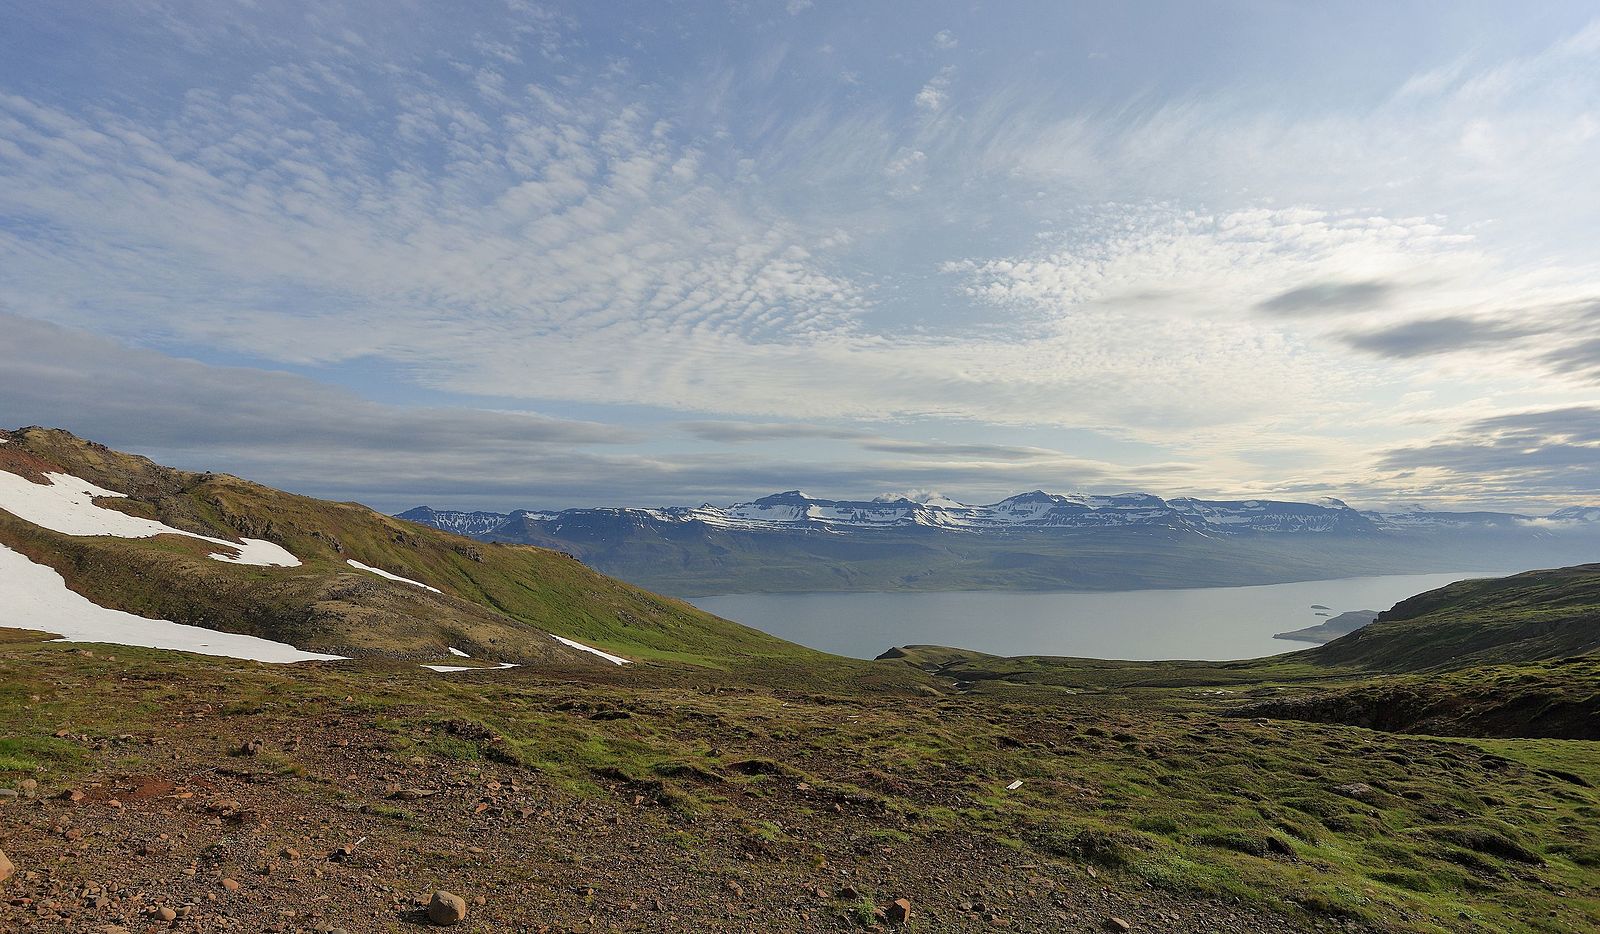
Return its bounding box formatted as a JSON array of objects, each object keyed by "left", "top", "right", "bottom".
[{"left": 3, "top": 1, "right": 1600, "bottom": 511}]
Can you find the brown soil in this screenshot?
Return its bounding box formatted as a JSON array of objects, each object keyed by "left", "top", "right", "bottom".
[{"left": 0, "top": 704, "right": 1317, "bottom": 933}]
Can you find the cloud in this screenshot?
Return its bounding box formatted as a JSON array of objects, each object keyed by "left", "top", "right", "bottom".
[
  {"left": 0, "top": 315, "right": 664, "bottom": 508},
  {"left": 3, "top": 7, "right": 1600, "bottom": 513},
  {"left": 857, "top": 438, "right": 1084, "bottom": 463},
  {"left": 0, "top": 315, "right": 635, "bottom": 448},
  {"left": 1257, "top": 280, "right": 1395, "bottom": 315},
  {"left": 679, "top": 421, "right": 864, "bottom": 443},
  {"left": 1339, "top": 316, "right": 1535, "bottom": 358},
  {"left": 1373, "top": 406, "right": 1600, "bottom": 503},
  {"left": 932, "top": 30, "right": 958, "bottom": 51},
  {"left": 0, "top": 316, "right": 1193, "bottom": 510},
  {"left": 915, "top": 67, "right": 953, "bottom": 111}
]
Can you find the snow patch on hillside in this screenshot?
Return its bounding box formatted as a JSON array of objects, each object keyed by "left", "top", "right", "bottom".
[
  {"left": 0, "top": 543, "right": 341, "bottom": 662},
  {"left": 0, "top": 470, "right": 301, "bottom": 567},
  {"left": 551, "top": 634, "right": 631, "bottom": 665},
  {"left": 346, "top": 559, "right": 442, "bottom": 593},
  {"left": 422, "top": 661, "right": 518, "bottom": 673}
]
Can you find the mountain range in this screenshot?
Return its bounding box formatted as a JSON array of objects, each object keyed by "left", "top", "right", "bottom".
[{"left": 399, "top": 490, "right": 1600, "bottom": 595}]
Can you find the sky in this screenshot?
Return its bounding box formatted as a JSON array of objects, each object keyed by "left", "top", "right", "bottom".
[{"left": 3, "top": 1, "right": 1600, "bottom": 513}]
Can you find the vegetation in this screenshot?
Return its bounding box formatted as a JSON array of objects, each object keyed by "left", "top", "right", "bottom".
[
  {"left": 1302, "top": 565, "right": 1600, "bottom": 671},
  {"left": 1, "top": 630, "right": 1596, "bottom": 931},
  {"left": 2, "top": 430, "right": 1597, "bottom": 930},
  {"left": 0, "top": 427, "right": 828, "bottom": 668}
]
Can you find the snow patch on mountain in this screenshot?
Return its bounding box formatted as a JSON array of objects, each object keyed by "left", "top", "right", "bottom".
[
  {"left": 0, "top": 542, "right": 341, "bottom": 663},
  {"left": 551, "top": 634, "right": 631, "bottom": 665},
  {"left": 0, "top": 469, "right": 301, "bottom": 567},
  {"left": 346, "top": 559, "right": 442, "bottom": 593}
]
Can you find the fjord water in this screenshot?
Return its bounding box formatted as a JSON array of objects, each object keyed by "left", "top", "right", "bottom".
[{"left": 690, "top": 571, "right": 1514, "bottom": 661}]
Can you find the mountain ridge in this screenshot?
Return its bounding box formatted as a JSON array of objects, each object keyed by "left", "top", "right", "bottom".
[
  {"left": 398, "top": 490, "right": 1600, "bottom": 595},
  {"left": 401, "top": 488, "right": 1599, "bottom": 537}
]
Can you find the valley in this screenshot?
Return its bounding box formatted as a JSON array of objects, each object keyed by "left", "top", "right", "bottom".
[{"left": 0, "top": 429, "right": 1597, "bottom": 932}]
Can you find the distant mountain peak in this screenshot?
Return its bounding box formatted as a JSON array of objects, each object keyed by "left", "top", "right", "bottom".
[{"left": 753, "top": 490, "right": 813, "bottom": 505}]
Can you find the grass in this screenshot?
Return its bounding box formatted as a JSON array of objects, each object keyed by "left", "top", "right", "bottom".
[
  {"left": 0, "top": 427, "right": 846, "bottom": 670},
  {"left": 0, "top": 631, "right": 1595, "bottom": 932},
  {"left": 2, "top": 428, "right": 1597, "bottom": 931}
]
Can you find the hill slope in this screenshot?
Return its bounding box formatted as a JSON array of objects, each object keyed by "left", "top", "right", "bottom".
[
  {"left": 0, "top": 427, "right": 817, "bottom": 670},
  {"left": 1303, "top": 564, "right": 1600, "bottom": 671}
]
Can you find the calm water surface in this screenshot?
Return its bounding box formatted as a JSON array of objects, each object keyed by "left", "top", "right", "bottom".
[{"left": 689, "top": 571, "right": 1513, "bottom": 661}]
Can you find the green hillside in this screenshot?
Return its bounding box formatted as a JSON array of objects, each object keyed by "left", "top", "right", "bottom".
[
  {"left": 0, "top": 427, "right": 824, "bottom": 670},
  {"left": 1303, "top": 565, "right": 1600, "bottom": 671}
]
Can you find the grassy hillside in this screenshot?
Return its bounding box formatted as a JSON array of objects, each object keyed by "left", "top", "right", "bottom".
[
  {"left": 0, "top": 427, "right": 828, "bottom": 670},
  {"left": 1303, "top": 565, "right": 1600, "bottom": 672},
  {"left": 1236, "top": 657, "right": 1600, "bottom": 739}
]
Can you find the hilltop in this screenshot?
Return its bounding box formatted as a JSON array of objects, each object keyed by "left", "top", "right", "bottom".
[{"left": 0, "top": 426, "right": 839, "bottom": 674}]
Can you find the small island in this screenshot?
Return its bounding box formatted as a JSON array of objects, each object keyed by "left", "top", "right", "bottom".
[{"left": 1275, "top": 609, "right": 1379, "bottom": 644}]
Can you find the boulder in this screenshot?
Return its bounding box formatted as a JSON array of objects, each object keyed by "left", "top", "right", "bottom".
[
  {"left": 0, "top": 847, "right": 13, "bottom": 884},
  {"left": 427, "top": 890, "right": 467, "bottom": 925},
  {"left": 886, "top": 898, "right": 912, "bottom": 923}
]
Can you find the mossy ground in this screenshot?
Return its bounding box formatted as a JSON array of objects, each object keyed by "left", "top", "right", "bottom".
[{"left": 2, "top": 631, "right": 1595, "bottom": 932}]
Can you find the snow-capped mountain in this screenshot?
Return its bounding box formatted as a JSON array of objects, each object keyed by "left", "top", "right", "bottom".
[
  {"left": 396, "top": 506, "right": 553, "bottom": 538},
  {"left": 399, "top": 491, "right": 1600, "bottom": 596},
  {"left": 403, "top": 490, "right": 1599, "bottom": 538}
]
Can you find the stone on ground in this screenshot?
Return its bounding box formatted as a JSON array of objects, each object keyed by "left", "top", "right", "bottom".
[{"left": 427, "top": 890, "right": 468, "bottom": 925}]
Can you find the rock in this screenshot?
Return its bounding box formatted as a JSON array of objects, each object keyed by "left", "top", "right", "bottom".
[
  {"left": 154, "top": 906, "right": 177, "bottom": 922},
  {"left": 18, "top": 778, "right": 38, "bottom": 798},
  {"left": 0, "top": 789, "right": 16, "bottom": 799},
  {"left": 1108, "top": 917, "right": 1131, "bottom": 931},
  {"left": 235, "top": 739, "right": 264, "bottom": 757},
  {"left": 221, "top": 877, "right": 240, "bottom": 891},
  {"left": 886, "top": 898, "right": 912, "bottom": 923},
  {"left": 60, "top": 788, "right": 85, "bottom": 803},
  {"left": 0, "top": 847, "right": 13, "bottom": 884},
  {"left": 427, "top": 890, "right": 468, "bottom": 925},
  {"left": 281, "top": 847, "right": 301, "bottom": 860}
]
